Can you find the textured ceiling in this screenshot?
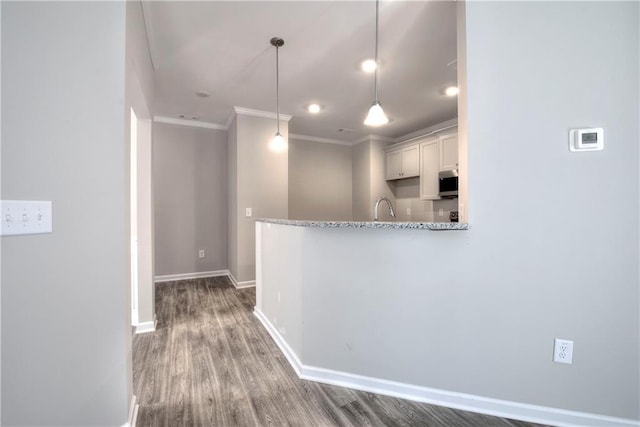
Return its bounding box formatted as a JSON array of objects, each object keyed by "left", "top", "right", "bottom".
[{"left": 144, "top": 1, "right": 458, "bottom": 142}]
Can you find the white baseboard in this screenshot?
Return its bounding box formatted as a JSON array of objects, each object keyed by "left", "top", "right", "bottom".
[
  {"left": 254, "top": 309, "right": 302, "bottom": 376},
  {"left": 134, "top": 316, "right": 157, "bottom": 334},
  {"left": 154, "top": 270, "right": 256, "bottom": 289},
  {"left": 154, "top": 269, "right": 230, "bottom": 283},
  {"left": 121, "top": 394, "right": 138, "bottom": 427},
  {"left": 228, "top": 272, "right": 256, "bottom": 289},
  {"left": 254, "top": 309, "right": 639, "bottom": 427}
]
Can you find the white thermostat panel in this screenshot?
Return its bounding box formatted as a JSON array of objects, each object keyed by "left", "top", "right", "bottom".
[{"left": 569, "top": 128, "right": 604, "bottom": 152}]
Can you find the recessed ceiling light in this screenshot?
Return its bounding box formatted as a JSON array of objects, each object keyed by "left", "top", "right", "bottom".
[
  {"left": 361, "top": 59, "right": 377, "bottom": 73},
  {"left": 195, "top": 91, "right": 210, "bottom": 98},
  {"left": 307, "top": 104, "right": 321, "bottom": 114},
  {"left": 445, "top": 86, "right": 459, "bottom": 97}
]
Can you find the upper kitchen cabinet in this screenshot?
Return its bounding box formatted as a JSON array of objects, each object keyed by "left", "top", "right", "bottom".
[
  {"left": 386, "top": 144, "right": 419, "bottom": 180},
  {"left": 439, "top": 133, "right": 459, "bottom": 171},
  {"left": 419, "top": 138, "right": 440, "bottom": 200}
]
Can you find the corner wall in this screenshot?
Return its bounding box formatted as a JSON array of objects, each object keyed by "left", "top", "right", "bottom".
[
  {"left": 126, "top": 0, "right": 156, "bottom": 333},
  {"left": 228, "top": 111, "right": 288, "bottom": 284},
  {"left": 289, "top": 138, "right": 352, "bottom": 221},
  {"left": 153, "top": 123, "right": 228, "bottom": 277},
  {"left": 352, "top": 137, "right": 394, "bottom": 221}
]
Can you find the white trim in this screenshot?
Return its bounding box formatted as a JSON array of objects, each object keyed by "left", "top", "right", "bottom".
[
  {"left": 394, "top": 118, "right": 458, "bottom": 144},
  {"left": 299, "top": 367, "right": 639, "bottom": 427},
  {"left": 134, "top": 316, "right": 157, "bottom": 334},
  {"left": 254, "top": 311, "right": 640, "bottom": 427},
  {"left": 289, "top": 133, "right": 352, "bottom": 146},
  {"left": 233, "top": 106, "right": 292, "bottom": 122},
  {"left": 227, "top": 272, "right": 256, "bottom": 289},
  {"left": 154, "top": 270, "right": 230, "bottom": 283},
  {"left": 353, "top": 134, "right": 395, "bottom": 145},
  {"left": 253, "top": 309, "right": 302, "bottom": 376},
  {"left": 131, "top": 404, "right": 139, "bottom": 427},
  {"left": 224, "top": 111, "right": 236, "bottom": 130},
  {"left": 121, "top": 394, "right": 139, "bottom": 427},
  {"left": 153, "top": 115, "right": 227, "bottom": 130}
]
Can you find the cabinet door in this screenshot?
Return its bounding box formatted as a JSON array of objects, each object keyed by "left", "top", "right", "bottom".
[
  {"left": 386, "top": 150, "right": 403, "bottom": 180},
  {"left": 439, "top": 133, "right": 458, "bottom": 171},
  {"left": 402, "top": 145, "right": 420, "bottom": 178},
  {"left": 420, "top": 140, "right": 440, "bottom": 200}
]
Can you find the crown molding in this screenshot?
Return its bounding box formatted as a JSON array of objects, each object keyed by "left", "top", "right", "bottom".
[
  {"left": 394, "top": 118, "right": 458, "bottom": 143},
  {"left": 224, "top": 111, "right": 236, "bottom": 130},
  {"left": 289, "top": 134, "right": 352, "bottom": 146},
  {"left": 353, "top": 134, "right": 395, "bottom": 145},
  {"left": 233, "top": 106, "right": 292, "bottom": 122},
  {"left": 153, "top": 115, "right": 227, "bottom": 130}
]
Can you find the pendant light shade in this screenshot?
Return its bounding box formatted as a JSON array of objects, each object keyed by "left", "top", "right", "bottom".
[
  {"left": 365, "top": 101, "right": 389, "bottom": 127},
  {"left": 269, "top": 37, "right": 287, "bottom": 152},
  {"left": 269, "top": 131, "right": 287, "bottom": 152},
  {"left": 364, "top": 0, "right": 388, "bottom": 127}
]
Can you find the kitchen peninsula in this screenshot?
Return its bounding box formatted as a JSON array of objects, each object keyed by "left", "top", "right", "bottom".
[{"left": 253, "top": 218, "right": 474, "bottom": 418}]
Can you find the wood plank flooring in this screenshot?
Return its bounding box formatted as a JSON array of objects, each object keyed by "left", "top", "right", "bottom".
[{"left": 133, "top": 277, "right": 546, "bottom": 426}]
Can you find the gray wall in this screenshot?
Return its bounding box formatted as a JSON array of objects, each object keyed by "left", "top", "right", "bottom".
[
  {"left": 154, "top": 122, "right": 228, "bottom": 276},
  {"left": 228, "top": 113, "right": 289, "bottom": 283},
  {"left": 351, "top": 141, "right": 370, "bottom": 221},
  {"left": 352, "top": 138, "right": 394, "bottom": 221},
  {"left": 462, "top": 3, "right": 638, "bottom": 415},
  {"left": 1, "top": 2, "right": 130, "bottom": 425},
  {"left": 259, "top": 1, "right": 639, "bottom": 421},
  {"left": 289, "top": 139, "right": 352, "bottom": 221}
]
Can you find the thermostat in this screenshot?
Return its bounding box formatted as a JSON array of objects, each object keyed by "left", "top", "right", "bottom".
[{"left": 569, "top": 128, "right": 604, "bottom": 152}]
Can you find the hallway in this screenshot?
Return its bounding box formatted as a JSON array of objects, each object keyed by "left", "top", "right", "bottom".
[{"left": 133, "top": 278, "right": 543, "bottom": 426}]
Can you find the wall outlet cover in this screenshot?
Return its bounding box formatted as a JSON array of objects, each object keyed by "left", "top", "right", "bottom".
[{"left": 553, "top": 338, "right": 574, "bottom": 364}]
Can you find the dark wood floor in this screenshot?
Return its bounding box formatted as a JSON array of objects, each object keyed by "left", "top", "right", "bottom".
[{"left": 133, "top": 277, "right": 545, "bottom": 426}]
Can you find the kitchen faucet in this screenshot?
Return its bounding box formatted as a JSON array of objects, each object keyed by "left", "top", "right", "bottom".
[{"left": 373, "top": 197, "right": 396, "bottom": 222}]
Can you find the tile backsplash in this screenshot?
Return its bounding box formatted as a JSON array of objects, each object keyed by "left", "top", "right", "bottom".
[{"left": 390, "top": 178, "right": 458, "bottom": 222}]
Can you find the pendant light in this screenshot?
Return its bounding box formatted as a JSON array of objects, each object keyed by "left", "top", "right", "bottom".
[
  {"left": 269, "top": 37, "right": 287, "bottom": 152},
  {"left": 364, "top": 0, "right": 389, "bottom": 127}
]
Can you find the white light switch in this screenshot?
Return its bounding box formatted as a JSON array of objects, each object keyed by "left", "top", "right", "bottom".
[
  {"left": 1, "top": 200, "right": 53, "bottom": 236},
  {"left": 245, "top": 208, "right": 252, "bottom": 217}
]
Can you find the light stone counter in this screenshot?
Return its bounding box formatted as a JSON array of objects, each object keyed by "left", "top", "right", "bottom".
[{"left": 256, "top": 218, "right": 468, "bottom": 230}]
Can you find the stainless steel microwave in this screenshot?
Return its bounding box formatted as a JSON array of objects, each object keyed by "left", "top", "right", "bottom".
[{"left": 439, "top": 170, "right": 458, "bottom": 198}]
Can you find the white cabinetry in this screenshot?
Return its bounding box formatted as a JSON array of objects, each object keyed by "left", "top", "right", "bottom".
[
  {"left": 386, "top": 145, "right": 419, "bottom": 180},
  {"left": 439, "top": 133, "right": 459, "bottom": 171},
  {"left": 419, "top": 138, "right": 440, "bottom": 200}
]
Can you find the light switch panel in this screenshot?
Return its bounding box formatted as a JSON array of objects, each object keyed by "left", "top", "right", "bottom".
[{"left": 1, "top": 200, "right": 53, "bottom": 236}]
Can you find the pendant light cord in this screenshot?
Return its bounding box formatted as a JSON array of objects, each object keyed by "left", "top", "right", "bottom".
[
  {"left": 276, "top": 45, "right": 280, "bottom": 134},
  {"left": 374, "top": 0, "right": 379, "bottom": 102}
]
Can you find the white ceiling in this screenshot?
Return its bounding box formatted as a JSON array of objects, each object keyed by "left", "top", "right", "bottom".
[{"left": 143, "top": 1, "right": 458, "bottom": 142}]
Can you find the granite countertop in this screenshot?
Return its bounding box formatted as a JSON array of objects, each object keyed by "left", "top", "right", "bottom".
[{"left": 256, "top": 218, "right": 468, "bottom": 231}]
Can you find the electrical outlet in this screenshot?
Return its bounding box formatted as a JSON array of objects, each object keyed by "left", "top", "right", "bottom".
[
  {"left": 198, "top": 249, "right": 205, "bottom": 259},
  {"left": 553, "top": 339, "right": 574, "bottom": 364},
  {"left": 438, "top": 208, "right": 444, "bottom": 217},
  {"left": 406, "top": 208, "right": 411, "bottom": 216}
]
